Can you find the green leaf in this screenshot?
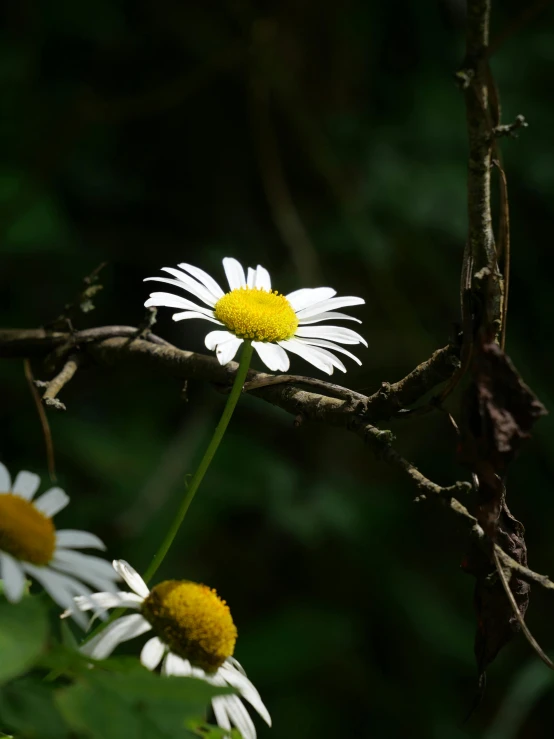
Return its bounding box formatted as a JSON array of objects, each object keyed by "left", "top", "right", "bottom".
[
  {"left": 0, "top": 596, "right": 48, "bottom": 683},
  {"left": 59, "top": 619, "right": 79, "bottom": 650},
  {"left": 0, "top": 677, "right": 69, "bottom": 739},
  {"left": 56, "top": 668, "right": 233, "bottom": 739},
  {"left": 37, "top": 643, "right": 91, "bottom": 677}
]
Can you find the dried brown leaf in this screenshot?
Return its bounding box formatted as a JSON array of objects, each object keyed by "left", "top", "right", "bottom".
[{"left": 459, "top": 335, "right": 546, "bottom": 678}]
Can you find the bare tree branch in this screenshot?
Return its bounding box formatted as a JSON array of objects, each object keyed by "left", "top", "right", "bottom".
[
  {"left": 462, "top": 0, "right": 496, "bottom": 273},
  {"left": 457, "top": 0, "right": 505, "bottom": 338},
  {"left": 0, "top": 327, "right": 458, "bottom": 427},
  {"left": 453, "top": 0, "right": 552, "bottom": 676},
  {"left": 2, "top": 323, "right": 554, "bottom": 601}
]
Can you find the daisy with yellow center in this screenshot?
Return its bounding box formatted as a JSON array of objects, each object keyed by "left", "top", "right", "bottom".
[
  {"left": 139, "top": 258, "right": 367, "bottom": 583},
  {"left": 75, "top": 560, "right": 271, "bottom": 739},
  {"left": 144, "top": 257, "right": 367, "bottom": 374},
  {"left": 0, "top": 462, "right": 120, "bottom": 627}
]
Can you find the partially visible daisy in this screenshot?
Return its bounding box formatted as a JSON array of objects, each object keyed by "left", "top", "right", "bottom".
[
  {"left": 75, "top": 560, "right": 271, "bottom": 739},
  {"left": 0, "top": 462, "right": 120, "bottom": 626},
  {"left": 144, "top": 257, "right": 366, "bottom": 374}
]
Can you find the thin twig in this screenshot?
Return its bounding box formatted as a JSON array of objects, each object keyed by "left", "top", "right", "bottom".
[
  {"left": 493, "top": 159, "right": 511, "bottom": 350},
  {"left": 42, "top": 355, "right": 83, "bottom": 411},
  {"left": 493, "top": 115, "right": 528, "bottom": 139},
  {"left": 23, "top": 359, "right": 57, "bottom": 482},
  {"left": 376, "top": 443, "right": 472, "bottom": 501},
  {"left": 243, "top": 374, "right": 368, "bottom": 403},
  {"left": 493, "top": 548, "right": 554, "bottom": 669},
  {"left": 495, "top": 547, "right": 554, "bottom": 593},
  {"left": 436, "top": 260, "right": 475, "bottom": 406},
  {"left": 363, "top": 344, "right": 461, "bottom": 417},
  {"left": 47, "top": 261, "right": 108, "bottom": 329}
]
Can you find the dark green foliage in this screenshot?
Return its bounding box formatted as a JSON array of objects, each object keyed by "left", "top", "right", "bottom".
[
  {"left": 0, "top": 597, "right": 230, "bottom": 739},
  {"left": 56, "top": 671, "right": 228, "bottom": 738},
  {"left": 0, "top": 597, "right": 48, "bottom": 683},
  {"left": 0, "top": 677, "right": 69, "bottom": 739}
]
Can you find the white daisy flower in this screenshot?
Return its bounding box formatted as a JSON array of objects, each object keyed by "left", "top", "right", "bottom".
[
  {"left": 75, "top": 560, "right": 271, "bottom": 739},
  {"left": 0, "top": 462, "right": 120, "bottom": 627},
  {"left": 144, "top": 257, "right": 366, "bottom": 374}
]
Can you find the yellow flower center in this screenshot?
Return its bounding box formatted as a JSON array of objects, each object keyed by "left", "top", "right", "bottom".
[
  {"left": 0, "top": 493, "right": 56, "bottom": 565},
  {"left": 214, "top": 287, "right": 298, "bottom": 342},
  {"left": 141, "top": 580, "right": 237, "bottom": 673}
]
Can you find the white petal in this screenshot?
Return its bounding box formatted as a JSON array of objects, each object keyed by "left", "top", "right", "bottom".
[
  {"left": 223, "top": 258, "right": 247, "bottom": 291},
  {"left": 145, "top": 268, "right": 217, "bottom": 308},
  {"left": 141, "top": 637, "right": 166, "bottom": 671},
  {"left": 159, "top": 267, "right": 219, "bottom": 307},
  {"left": 204, "top": 331, "right": 244, "bottom": 365},
  {"left": 51, "top": 566, "right": 117, "bottom": 594},
  {"left": 278, "top": 339, "right": 334, "bottom": 375},
  {"left": 212, "top": 697, "right": 232, "bottom": 732},
  {"left": 163, "top": 653, "right": 192, "bottom": 676},
  {"left": 247, "top": 267, "right": 256, "bottom": 288},
  {"left": 74, "top": 591, "right": 143, "bottom": 611},
  {"left": 216, "top": 338, "right": 243, "bottom": 365},
  {"left": 56, "top": 530, "right": 106, "bottom": 550},
  {"left": 295, "top": 325, "right": 368, "bottom": 346},
  {"left": 51, "top": 551, "right": 120, "bottom": 592},
  {"left": 254, "top": 265, "right": 271, "bottom": 291},
  {"left": 295, "top": 295, "right": 365, "bottom": 320},
  {"left": 12, "top": 471, "right": 41, "bottom": 500},
  {"left": 145, "top": 291, "right": 215, "bottom": 317},
  {"left": 295, "top": 338, "right": 362, "bottom": 365},
  {"left": 204, "top": 330, "right": 236, "bottom": 350},
  {"left": 112, "top": 560, "right": 150, "bottom": 598},
  {"left": 171, "top": 311, "right": 223, "bottom": 325},
  {"left": 286, "top": 287, "right": 336, "bottom": 312},
  {"left": 22, "top": 564, "right": 91, "bottom": 628},
  {"left": 299, "top": 344, "right": 347, "bottom": 373},
  {"left": 224, "top": 695, "right": 257, "bottom": 739},
  {"left": 298, "top": 311, "right": 362, "bottom": 325},
  {"left": 226, "top": 656, "right": 247, "bottom": 675},
  {"left": 0, "top": 463, "right": 11, "bottom": 492},
  {"left": 81, "top": 614, "right": 151, "bottom": 660},
  {"left": 176, "top": 263, "right": 225, "bottom": 300},
  {"left": 0, "top": 552, "right": 26, "bottom": 602},
  {"left": 33, "top": 487, "right": 69, "bottom": 517},
  {"left": 220, "top": 663, "right": 272, "bottom": 726},
  {"left": 252, "top": 342, "right": 290, "bottom": 372},
  {"left": 191, "top": 665, "right": 210, "bottom": 680},
  {"left": 282, "top": 339, "right": 350, "bottom": 373}
]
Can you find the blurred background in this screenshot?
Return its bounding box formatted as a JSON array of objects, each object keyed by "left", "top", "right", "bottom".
[{"left": 2, "top": 1, "right": 554, "bottom": 737}]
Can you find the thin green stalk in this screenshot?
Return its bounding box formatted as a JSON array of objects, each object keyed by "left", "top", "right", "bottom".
[
  {"left": 78, "top": 341, "right": 253, "bottom": 650},
  {"left": 144, "top": 340, "right": 253, "bottom": 582}
]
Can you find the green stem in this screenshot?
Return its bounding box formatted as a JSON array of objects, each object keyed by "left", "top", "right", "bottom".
[
  {"left": 77, "top": 341, "right": 253, "bottom": 651},
  {"left": 144, "top": 340, "right": 254, "bottom": 582}
]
